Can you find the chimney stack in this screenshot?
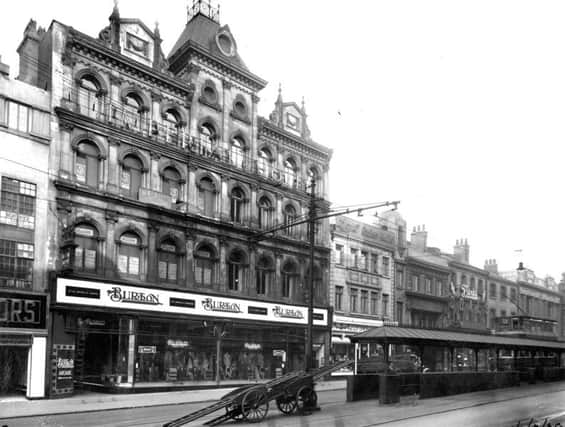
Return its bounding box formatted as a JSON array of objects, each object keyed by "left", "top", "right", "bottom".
[
  {"left": 484, "top": 258, "right": 498, "bottom": 273},
  {"left": 410, "top": 225, "right": 427, "bottom": 252},
  {"left": 453, "top": 238, "right": 470, "bottom": 263},
  {"left": 16, "top": 19, "right": 45, "bottom": 86}
]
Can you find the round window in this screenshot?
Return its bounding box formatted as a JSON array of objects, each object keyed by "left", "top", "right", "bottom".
[
  {"left": 203, "top": 85, "right": 217, "bottom": 103},
  {"left": 234, "top": 100, "right": 246, "bottom": 116},
  {"left": 217, "top": 32, "right": 235, "bottom": 56}
]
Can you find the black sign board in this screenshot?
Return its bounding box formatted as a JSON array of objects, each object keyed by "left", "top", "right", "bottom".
[
  {"left": 170, "top": 297, "right": 195, "bottom": 308},
  {"left": 0, "top": 290, "right": 47, "bottom": 329},
  {"left": 66, "top": 286, "right": 100, "bottom": 299},
  {"left": 248, "top": 306, "right": 268, "bottom": 315},
  {"left": 313, "top": 313, "right": 324, "bottom": 321}
]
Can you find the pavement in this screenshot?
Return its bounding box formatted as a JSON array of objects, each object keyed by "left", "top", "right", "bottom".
[{"left": 1, "top": 379, "right": 565, "bottom": 424}]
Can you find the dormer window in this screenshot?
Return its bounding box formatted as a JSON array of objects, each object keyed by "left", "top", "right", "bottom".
[
  {"left": 216, "top": 31, "right": 236, "bottom": 57},
  {"left": 286, "top": 112, "right": 300, "bottom": 131}
]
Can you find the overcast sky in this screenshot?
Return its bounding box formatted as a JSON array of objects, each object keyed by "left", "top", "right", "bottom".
[{"left": 1, "top": 0, "right": 564, "bottom": 280}]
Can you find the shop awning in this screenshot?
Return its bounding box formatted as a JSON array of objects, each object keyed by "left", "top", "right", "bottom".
[
  {"left": 331, "top": 336, "right": 351, "bottom": 345},
  {"left": 351, "top": 326, "right": 565, "bottom": 351}
]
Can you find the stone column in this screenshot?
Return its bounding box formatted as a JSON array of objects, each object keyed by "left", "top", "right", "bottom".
[
  {"left": 248, "top": 243, "right": 257, "bottom": 297},
  {"left": 185, "top": 231, "right": 195, "bottom": 288},
  {"left": 275, "top": 194, "right": 283, "bottom": 229},
  {"left": 187, "top": 166, "right": 198, "bottom": 214},
  {"left": 219, "top": 237, "right": 227, "bottom": 292},
  {"left": 250, "top": 184, "right": 258, "bottom": 226},
  {"left": 221, "top": 80, "right": 232, "bottom": 148},
  {"left": 107, "top": 137, "right": 120, "bottom": 193},
  {"left": 150, "top": 152, "right": 161, "bottom": 191},
  {"left": 104, "top": 209, "right": 119, "bottom": 278},
  {"left": 274, "top": 250, "right": 282, "bottom": 299},
  {"left": 147, "top": 222, "right": 159, "bottom": 283},
  {"left": 220, "top": 175, "right": 229, "bottom": 221}
]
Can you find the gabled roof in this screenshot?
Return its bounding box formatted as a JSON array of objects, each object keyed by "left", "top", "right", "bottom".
[{"left": 351, "top": 326, "right": 565, "bottom": 350}]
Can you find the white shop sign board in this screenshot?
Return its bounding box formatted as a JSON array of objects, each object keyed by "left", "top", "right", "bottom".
[{"left": 56, "top": 278, "right": 328, "bottom": 327}]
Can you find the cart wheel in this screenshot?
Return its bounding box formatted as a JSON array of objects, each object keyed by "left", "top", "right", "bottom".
[
  {"left": 241, "top": 388, "right": 269, "bottom": 423},
  {"left": 276, "top": 395, "right": 297, "bottom": 415},
  {"left": 296, "top": 386, "right": 318, "bottom": 412},
  {"left": 226, "top": 402, "right": 244, "bottom": 420}
]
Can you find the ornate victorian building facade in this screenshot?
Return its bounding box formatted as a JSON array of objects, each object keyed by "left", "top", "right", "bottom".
[{"left": 18, "top": 2, "right": 332, "bottom": 394}]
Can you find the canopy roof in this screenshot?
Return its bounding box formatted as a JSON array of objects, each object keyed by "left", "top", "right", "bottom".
[{"left": 351, "top": 326, "right": 565, "bottom": 351}]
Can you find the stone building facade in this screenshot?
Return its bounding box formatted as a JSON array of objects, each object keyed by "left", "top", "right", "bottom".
[
  {"left": 0, "top": 55, "right": 51, "bottom": 398},
  {"left": 18, "top": 2, "right": 332, "bottom": 394}
]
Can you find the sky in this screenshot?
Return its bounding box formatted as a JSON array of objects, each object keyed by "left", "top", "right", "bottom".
[{"left": 1, "top": 0, "right": 564, "bottom": 280}]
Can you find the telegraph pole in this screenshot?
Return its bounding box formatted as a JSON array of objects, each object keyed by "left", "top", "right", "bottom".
[{"left": 305, "top": 178, "right": 316, "bottom": 372}]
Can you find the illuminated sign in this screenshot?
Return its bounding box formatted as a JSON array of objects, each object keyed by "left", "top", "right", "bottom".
[{"left": 0, "top": 291, "right": 46, "bottom": 329}]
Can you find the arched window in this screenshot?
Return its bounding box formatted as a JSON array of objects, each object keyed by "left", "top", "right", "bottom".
[
  {"left": 198, "top": 123, "right": 216, "bottom": 155},
  {"left": 256, "top": 256, "right": 273, "bottom": 295},
  {"left": 163, "top": 110, "right": 180, "bottom": 145},
  {"left": 227, "top": 249, "right": 246, "bottom": 291},
  {"left": 78, "top": 76, "right": 102, "bottom": 119},
  {"left": 123, "top": 93, "right": 145, "bottom": 131},
  {"left": 162, "top": 167, "right": 182, "bottom": 203},
  {"left": 281, "top": 261, "right": 297, "bottom": 298},
  {"left": 257, "top": 148, "right": 272, "bottom": 178},
  {"left": 118, "top": 231, "right": 141, "bottom": 277},
  {"left": 194, "top": 244, "right": 216, "bottom": 286},
  {"left": 75, "top": 141, "right": 100, "bottom": 187},
  {"left": 120, "top": 154, "right": 144, "bottom": 198},
  {"left": 230, "top": 187, "right": 245, "bottom": 223},
  {"left": 230, "top": 136, "right": 245, "bottom": 168},
  {"left": 283, "top": 205, "right": 297, "bottom": 236},
  {"left": 198, "top": 177, "right": 216, "bottom": 216},
  {"left": 258, "top": 196, "right": 272, "bottom": 229},
  {"left": 308, "top": 167, "right": 321, "bottom": 195},
  {"left": 158, "top": 239, "right": 178, "bottom": 283},
  {"left": 74, "top": 223, "right": 98, "bottom": 272},
  {"left": 284, "top": 158, "right": 297, "bottom": 187}
]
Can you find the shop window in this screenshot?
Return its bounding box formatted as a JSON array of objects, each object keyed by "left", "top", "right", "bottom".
[
  {"left": 194, "top": 244, "right": 216, "bottom": 286},
  {"left": 161, "top": 167, "right": 182, "bottom": 204},
  {"left": 0, "top": 177, "right": 36, "bottom": 230},
  {"left": 256, "top": 256, "right": 272, "bottom": 295},
  {"left": 258, "top": 196, "right": 272, "bottom": 229},
  {"left": 74, "top": 224, "right": 98, "bottom": 272},
  {"left": 360, "top": 290, "right": 368, "bottom": 314},
  {"left": 281, "top": 261, "right": 297, "bottom": 298},
  {"left": 75, "top": 141, "right": 100, "bottom": 187},
  {"left": 197, "top": 177, "right": 216, "bottom": 216},
  {"left": 230, "top": 136, "right": 245, "bottom": 168},
  {"left": 230, "top": 187, "right": 245, "bottom": 223},
  {"left": 118, "top": 232, "right": 142, "bottom": 277},
  {"left": 350, "top": 288, "right": 358, "bottom": 312},
  {"left": 257, "top": 148, "right": 273, "bottom": 178},
  {"left": 158, "top": 239, "right": 179, "bottom": 283},
  {"left": 335, "top": 286, "right": 343, "bottom": 311},
  {"left": 0, "top": 239, "right": 33, "bottom": 288},
  {"left": 78, "top": 75, "right": 103, "bottom": 119},
  {"left": 120, "top": 154, "right": 144, "bottom": 199},
  {"left": 283, "top": 204, "right": 297, "bottom": 236},
  {"left": 227, "top": 250, "right": 246, "bottom": 291},
  {"left": 123, "top": 93, "right": 146, "bottom": 131},
  {"left": 283, "top": 158, "right": 297, "bottom": 187}
]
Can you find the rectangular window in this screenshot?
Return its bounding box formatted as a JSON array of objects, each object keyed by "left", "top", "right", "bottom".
[
  {"left": 510, "top": 287, "right": 517, "bottom": 302},
  {"left": 410, "top": 275, "right": 418, "bottom": 291},
  {"left": 350, "top": 288, "right": 358, "bottom": 312},
  {"left": 361, "top": 251, "right": 368, "bottom": 270},
  {"left": 0, "top": 98, "right": 6, "bottom": 125},
  {"left": 382, "top": 294, "right": 389, "bottom": 317},
  {"left": 381, "top": 256, "right": 390, "bottom": 276},
  {"left": 500, "top": 285, "right": 507, "bottom": 300},
  {"left": 350, "top": 249, "right": 359, "bottom": 268},
  {"left": 0, "top": 239, "right": 34, "bottom": 288},
  {"left": 489, "top": 283, "right": 497, "bottom": 299},
  {"left": 335, "top": 286, "right": 343, "bottom": 311},
  {"left": 30, "top": 109, "right": 50, "bottom": 137},
  {"left": 335, "top": 244, "right": 344, "bottom": 265},
  {"left": 0, "top": 177, "right": 36, "bottom": 229},
  {"left": 396, "top": 269, "right": 403, "bottom": 289},
  {"left": 370, "top": 292, "right": 379, "bottom": 315},
  {"left": 425, "top": 277, "right": 432, "bottom": 294},
  {"left": 478, "top": 280, "right": 484, "bottom": 297},
  {"left": 436, "top": 280, "right": 443, "bottom": 296},
  {"left": 489, "top": 309, "right": 497, "bottom": 329},
  {"left": 360, "top": 290, "right": 368, "bottom": 313},
  {"left": 396, "top": 302, "right": 403, "bottom": 325},
  {"left": 371, "top": 253, "right": 378, "bottom": 273}
]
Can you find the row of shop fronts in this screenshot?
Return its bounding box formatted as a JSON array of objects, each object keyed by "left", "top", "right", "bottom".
[{"left": 1, "top": 276, "right": 331, "bottom": 398}]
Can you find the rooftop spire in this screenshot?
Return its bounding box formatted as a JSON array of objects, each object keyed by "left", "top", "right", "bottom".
[{"left": 110, "top": 0, "right": 120, "bottom": 21}]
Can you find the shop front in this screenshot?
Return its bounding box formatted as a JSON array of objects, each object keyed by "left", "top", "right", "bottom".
[
  {"left": 0, "top": 289, "right": 48, "bottom": 399},
  {"left": 50, "top": 277, "right": 330, "bottom": 393}
]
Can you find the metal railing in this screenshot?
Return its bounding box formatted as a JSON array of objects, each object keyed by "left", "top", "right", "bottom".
[{"left": 60, "top": 89, "right": 311, "bottom": 192}]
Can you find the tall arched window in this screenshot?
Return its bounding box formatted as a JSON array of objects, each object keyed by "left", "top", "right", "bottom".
[
  {"left": 163, "top": 110, "right": 180, "bottom": 145},
  {"left": 256, "top": 256, "right": 273, "bottom": 295},
  {"left": 75, "top": 141, "right": 100, "bottom": 187},
  {"left": 198, "top": 177, "right": 216, "bottom": 216},
  {"left": 281, "top": 261, "right": 297, "bottom": 298},
  {"left": 198, "top": 123, "right": 216, "bottom": 155},
  {"left": 194, "top": 244, "right": 216, "bottom": 286},
  {"left": 118, "top": 231, "right": 142, "bottom": 277},
  {"left": 230, "top": 136, "right": 245, "bottom": 168},
  {"left": 227, "top": 249, "right": 246, "bottom": 291},
  {"left": 120, "top": 154, "right": 144, "bottom": 199},
  {"left": 230, "top": 187, "right": 245, "bottom": 223},
  {"left": 284, "top": 158, "right": 297, "bottom": 187},
  {"left": 158, "top": 239, "right": 178, "bottom": 283},
  {"left": 283, "top": 204, "right": 297, "bottom": 236},
  {"left": 123, "top": 93, "right": 145, "bottom": 131},
  {"left": 78, "top": 76, "right": 102, "bottom": 119},
  {"left": 258, "top": 196, "right": 272, "bottom": 229},
  {"left": 162, "top": 167, "right": 182, "bottom": 204},
  {"left": 74, "top": 223, "right": 98, "bottom": 272},
  {"left": 257, "top": 148, "right": 272, "bottom": 178}
]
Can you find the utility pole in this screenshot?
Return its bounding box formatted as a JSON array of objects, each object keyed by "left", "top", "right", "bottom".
[{"left": 305, "top": 178, "right": 316, "bottom": 372}]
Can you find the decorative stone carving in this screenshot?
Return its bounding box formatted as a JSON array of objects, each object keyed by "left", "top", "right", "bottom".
[{"left": 105, "top": 209, "right": 119, "bottom": 223}]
